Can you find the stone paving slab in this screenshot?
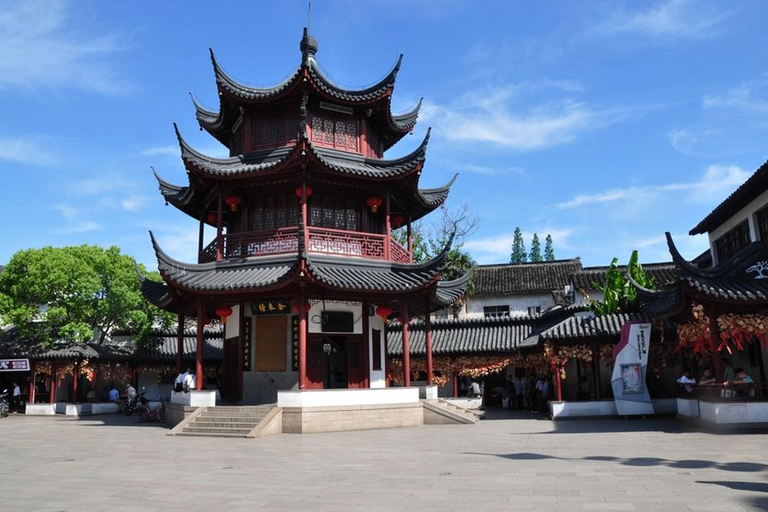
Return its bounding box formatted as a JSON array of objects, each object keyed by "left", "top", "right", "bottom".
[{"left": 1, "top": 410, "right": 767, "bottom": 511}]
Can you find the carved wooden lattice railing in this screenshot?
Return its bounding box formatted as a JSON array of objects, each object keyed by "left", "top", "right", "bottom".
[{"left": 199, "top": 226, "right": 412, "bottom": 262}]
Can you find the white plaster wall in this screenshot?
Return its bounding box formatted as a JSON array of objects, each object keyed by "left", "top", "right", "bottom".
[
  {"left": 465, "top": 293, "right": 554, "bottom": 317},
  {"left": 708, "top": 188, "right": 768, "bottom": 263},
  {"left": 369, "top": 314, "right": 386, "bottom": 388},
  {"left": 277, "top": 387, "right": 419, "bottom": 407},
  {"left": 225, "top": 304, "right": 241, "bottom": 339},
  {"left": 137, "top": 373, "right": 173, "bottom": 401}
]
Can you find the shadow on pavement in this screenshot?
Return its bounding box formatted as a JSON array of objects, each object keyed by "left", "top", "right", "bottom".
[{"left": 466, "top": 451, "right": 768, "bottom": 474}]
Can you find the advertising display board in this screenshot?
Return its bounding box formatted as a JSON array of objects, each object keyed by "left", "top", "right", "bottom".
[{"left": 611, "top": 322, "right": 654, "bottom": 416}]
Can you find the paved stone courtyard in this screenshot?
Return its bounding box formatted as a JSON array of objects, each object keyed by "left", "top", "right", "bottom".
[{"left": 1, "top": 410, "right": 767, "bottom": 511}]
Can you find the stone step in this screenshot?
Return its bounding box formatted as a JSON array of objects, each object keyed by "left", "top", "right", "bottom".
[
  {"left": 182, "top": 426, "right": 253, "bottom": 435},
  {"left": 175, "top": 431, "right": 248, "bottom": 438},
  {"left": 198, "top": 413, "right": 268, "bottom": 420},
  {"left": 191, "top": 421, "right": 261, "bottom": 429},
  {"left": 207, "top": 406, "right": 271, "bottom": 413}
]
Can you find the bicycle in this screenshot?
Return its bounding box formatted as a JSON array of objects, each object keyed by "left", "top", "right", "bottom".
[{"left": 131, "top": 397, "right": 166, "bottom": 424}]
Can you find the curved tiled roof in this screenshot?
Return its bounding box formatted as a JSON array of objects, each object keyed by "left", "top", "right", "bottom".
[
  {"left": 306, "top": 54, "right": 401, "bottom": 103},
  {"left": 176, "top": 124, "right": 298, "bottom": 178},
  {"left": 573, "top": 262, "right": 677, "bottom": 292},
  {"left": 136, "top": 263, "right": 173, "bottom": 309},
  {"left": 690, "top": 158, "right": 768, "bottom": 235},
  {"left": 150, "top": 232, "right": 299, "bottom": 293},
  {"left": 473, "top": 259, "right": 583, "bottom": 296},
  {"left": 540, "top": 312, "right": 652, "bottom": 342},
  {"left": 387, "top": 316, "right": 536, "bottom": 356},
  {"left": 211, "top": 48, "right": 303, "bottom": 103}
]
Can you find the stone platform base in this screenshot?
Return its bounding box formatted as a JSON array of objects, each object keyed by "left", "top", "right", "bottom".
[
  {"left": 165, "top": 402, "right": 200, "bottom": 428},
  {"left": 281, "top": 402, "right": 423, "bottom": 434}
]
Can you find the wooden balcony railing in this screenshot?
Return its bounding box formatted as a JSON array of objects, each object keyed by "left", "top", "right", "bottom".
[{"left": 199, "top": 226, "right": 411, "bottom": 263}]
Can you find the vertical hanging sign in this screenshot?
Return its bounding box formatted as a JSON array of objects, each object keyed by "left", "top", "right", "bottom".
[
  {"left": 291, "top": 315, "right": 299, "bottom": 371},
  {"left": 242, "top": 318, "right": 252, "bottom": 372}
]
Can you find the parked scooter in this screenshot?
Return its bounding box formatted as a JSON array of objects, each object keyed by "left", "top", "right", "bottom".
[{"left": 0, "top": 389, "right": 9, "bottom": 418}]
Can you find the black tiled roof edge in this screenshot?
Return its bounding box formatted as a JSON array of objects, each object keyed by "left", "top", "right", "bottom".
[
  {"left": 0, "top": 327, "right": 224, "bottom": 362},
  {"left": 387, "top": 315, "right": 537, "bottom": 356},
  {"left": 211, "top": 48, "right": 303, "bottom": 102},
  {"left": 135, "top": 263, "right": 173, "bottom": 309},
  {"left": 539, "top": 312, "right": 652, "bottom": 342},
  {"left": 306, "top": 55, "right": 401, "bottom": 103},
  {"left": 472, "top": 259, "right": 583, "bottom": 296},
  {"left": 305, "top": 238, "right": 451, "bottom": 293},
  {"left": 572, "top": 262, "right": 677, "bottom": 292},
  {"left": 150, "top": 232, "right": 299, "bottom": 293},
  {"left": 690, "top": 158, "right": 768, "bottom": 235}
]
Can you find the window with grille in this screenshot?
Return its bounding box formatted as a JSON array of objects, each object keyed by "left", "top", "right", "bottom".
[
  {"left": 309, "top": 114, "right": 359, "bottom": 152},
  {"left": 713, "top": 220, "right": 751, "bottom": 262},
  {"left": 757, "top": 205, "right": 768, "bottom": 242},
  {"left": 483, "top": 305, "right": 509, "bottom": 318},
  {"left": 249, "top": 194, "right": 298, "bottom": 231},
  {"left": 308, "top": 195, "right": 359, "bottom": 231},
  {"left": 250, "top": 116, "right": 298, "bottom": 150}
]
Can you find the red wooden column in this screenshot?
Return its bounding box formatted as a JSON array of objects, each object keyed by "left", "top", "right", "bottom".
[
  {"left": 49, "top": 362, "right": 57, "bottom": 404},
  {"left": 90, "top": 364, "right": 99, "bottom": 402},
  {"left": 195, "top": 299, "right": 205, "bottom": 390},
  {"left": 215, "top": 190, "right": 224, "bottom": 261},
  {"left": 73, "top": 360, "right": 81, "bottom": 403},
  {"left": 592, "top": 342, "right": 602, "bottom": 400},
  {"left": 298, "top": 285, "right": 308, "bottom": 390},
  {"left": 554, "top": 365, "right": 563, "bottom": 402},
  {"left": 452, "top": 369, "right": 459, "bottom": 398},
  {"left": 707, "top": 304, "right": 724, "bottom": 381},
  {"left": 384, "top": 193, "right": 391, "bottom": 261},
  {"left": 197, "top": 207, "right": 205, "bottom": 262},
  {"left": 425, "top": 307, "right": 434, "bottom": 386},
  {"left": 383, "top": 321, "right": 390, "bottom": 388},
  {"left": 176, "top": 310, "right": 184, "bottom": 375},
  {"left": 401, "top": 300, "right": 411, "bottom": 387},
  {"left": 28, "top": 359, "right": 36, "bottom": 404}
]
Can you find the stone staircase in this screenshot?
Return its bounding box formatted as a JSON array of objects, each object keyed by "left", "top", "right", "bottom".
[
  {"left": 174, "top": 406, "right": 274, "bottom": 438},
  {"left": 438, "top": 399, "right": 484, "bottom": 421},
  {"left": 422, "top": 399, "right": 483, "bottom": 425}
]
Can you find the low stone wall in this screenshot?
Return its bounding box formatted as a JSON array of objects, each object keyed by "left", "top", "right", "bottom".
[
  {"left": 25, "top": 404, "right": 56, "bottom": 416},
  {"left": 282, "top": 402, "right": 423, "bottom": 434},
  {"left": 165, "top": 403, "right": 200, "bottom": 428}
]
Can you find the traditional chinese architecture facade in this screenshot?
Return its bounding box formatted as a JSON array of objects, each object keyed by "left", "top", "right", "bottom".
[
  {"left": 141, "top": 29, "right": 469, "bottom": 404},
  {"left": 633, "top": 157, "right": 768, "bottom": 389}
]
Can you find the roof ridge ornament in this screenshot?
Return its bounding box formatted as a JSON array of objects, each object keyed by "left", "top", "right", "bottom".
[{"left": 300, "top": 27, "right": 319, "bottom": 63}]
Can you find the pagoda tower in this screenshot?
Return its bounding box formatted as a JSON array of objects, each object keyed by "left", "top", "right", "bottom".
[{"left": 141, "top": 29, "right": 469, "bottom": 402}]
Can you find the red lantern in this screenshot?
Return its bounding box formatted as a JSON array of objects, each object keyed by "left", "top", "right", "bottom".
[
  {"left": 391, "top": 214, "right": 405, "bottom": 228},
  {"left": 367, "top": 196, "right": 383, "bottom": 213},
  {"left": 376, "top": 305, "right": 392, "bottom": 321},
  {"left": 206, "top": 212, "right": 218, "bottom": 225},
  {"left": 225, "top": 195, "right": 242, "bottom": 212},
  {"left": 215, "top": 306, "right": 233, "bottom": 324},
  {"left": 295, "top": 185, "right": 313, "bottom": 199}
]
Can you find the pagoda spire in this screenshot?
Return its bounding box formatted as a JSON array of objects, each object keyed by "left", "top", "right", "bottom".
[{"left": 300, "top": 27, "right": 318, "bottom": 63}]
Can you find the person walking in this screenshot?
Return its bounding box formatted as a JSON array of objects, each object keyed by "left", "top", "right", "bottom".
[{"left": 11, "top": 382, "right": 21, "bottom": 412}]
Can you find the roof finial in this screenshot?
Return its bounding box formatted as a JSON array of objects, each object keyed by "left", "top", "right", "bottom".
[{"left": 308, "top": 1, "right": 312, "bottom": 34}]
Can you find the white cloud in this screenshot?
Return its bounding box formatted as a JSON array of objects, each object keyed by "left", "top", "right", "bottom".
[
  {"left": 67, "top": 175, "right": 134, "bottom": 195},
  {"left": 0, "top": 136, "right": 57, "bottom": 165},
  {"left": 592, "top": 0, "right": 729, "bottom": 39},
  {"left": 140, "top": 146, "right": 179, "bottom": 157},
  {"left": 120, "top": 196, "right": 151, "bottom": 212},
  {"left": 0, "top": 0, "right": 130, "bottom": 94},
  {"left": 703, "top": 80, "right": 768, "bottom": 115},
  {"left": 422, "top": 84, "right": 627, "bottom": 151},
  {"left": 555, "top": 164, "right": 750, "bottom": 209},
  {"left": 459, "top": 164, "right": 527, "bottom": 177},
  {"left": 50, "top": 204, "right": 100, "bottom": 233}
]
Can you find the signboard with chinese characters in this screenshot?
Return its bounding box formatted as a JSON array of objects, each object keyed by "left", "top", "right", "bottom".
[
  {"left": 291, "top": 315, "right": 299, "bottom": 371},
  {"left": 242, "top": 318, "right": 252, "bottom": 372},
  {"left": 611, "top": 322, "right": 653, "bottom": 416},
  {"left": 251, "top": 300, "right": 289, "bottom": 315},
  {"left": 0, "top": 359, "right": 30, "bottom": 372}
]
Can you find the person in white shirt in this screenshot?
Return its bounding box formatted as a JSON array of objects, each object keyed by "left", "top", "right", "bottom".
[
  {"left": 125, "top": 384, "right": 137, "bottom": 405},
  {"left": 182, "top": 368, "right": 196, "bottom": 392},
  {"left": 12, "top": 382, "right": 21, "bottom": 412},
  {"left": 677, "top": 370, "right": 696, "bottom": 394}
]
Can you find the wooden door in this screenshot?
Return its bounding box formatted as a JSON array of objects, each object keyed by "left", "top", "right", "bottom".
[
  {"left": 347, "top": 336, "right": 367, "bottom": 388},
  {"left": 255, "top": 316, "right": 287, "bottom": 372},
  {"left": 306, "top": 337, "right": 324, "bottom": 389}
]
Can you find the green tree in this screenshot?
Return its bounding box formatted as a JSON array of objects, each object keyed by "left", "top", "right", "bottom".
[
  {"left": 0, "top": 245, "right": 172, "bottom": 346},
  {"left": 544, "top": 234, "right": 555, "bottom": 261},
  {"left": 510, "top": 227, "right": 527, "bottom": 264},
  {"left": 585, "top": 251, "right": 656, "bottom": 316},
  {"left": 529, "top": 233, "right": 542, "bottom": 262}
]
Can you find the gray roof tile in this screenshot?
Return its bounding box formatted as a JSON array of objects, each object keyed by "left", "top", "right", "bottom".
[{"left": 473, "top": 259, "right": 583, "bottom": 296}]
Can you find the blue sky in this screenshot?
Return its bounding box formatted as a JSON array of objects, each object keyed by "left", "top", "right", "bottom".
[{"left": 2, "top": 0, "right": 768, "bottom": 269}]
